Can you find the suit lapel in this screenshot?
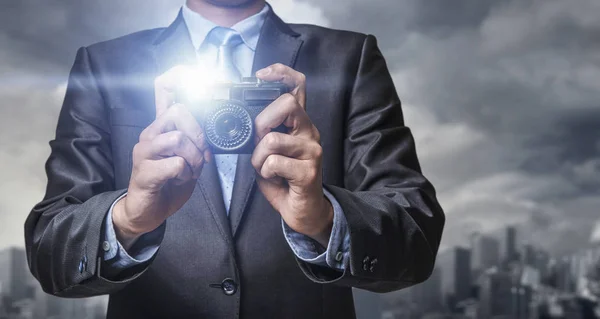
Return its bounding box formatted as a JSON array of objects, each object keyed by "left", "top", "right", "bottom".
[
  {"left": 199, "top": 159, "right": 233, "bottom": 241},
  {"left": 152, "top": 11, "right": 233, "bottom": 241},
  {"left": 228, "top": 9, "right": 304, "bottom": 237},
  {"left": 152, "top": 10, "right": 197, "bottom": 76}
]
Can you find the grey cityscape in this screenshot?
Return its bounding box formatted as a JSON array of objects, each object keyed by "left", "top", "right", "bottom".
[
  {"left": 2, "top": 0, "right": 600, "bottom": 318},
  {"left": 0, "top": 247, "right": 107, "bottom": 319}
]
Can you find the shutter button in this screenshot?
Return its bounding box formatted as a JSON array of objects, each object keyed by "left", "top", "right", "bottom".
[{"left": 209, "top": 278, "right": 238, "bottom": 296}]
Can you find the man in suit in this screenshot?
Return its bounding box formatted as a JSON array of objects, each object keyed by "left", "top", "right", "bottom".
[{"left": 24, "top": 0, "right": 445, "bottom": 318}]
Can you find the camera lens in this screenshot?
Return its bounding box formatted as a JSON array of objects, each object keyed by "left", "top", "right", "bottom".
[
  {"left": 215, "top": 114, "right": 242, "bottom": 138},
  {"left": 204, "top": 100, "right": 253, "bottom": 152}
]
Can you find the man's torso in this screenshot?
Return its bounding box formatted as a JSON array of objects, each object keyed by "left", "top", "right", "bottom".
[{"left": 90, "top": 10, "right": 368, "bottom": 318}]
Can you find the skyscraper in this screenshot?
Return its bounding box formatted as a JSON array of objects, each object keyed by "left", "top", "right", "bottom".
[
  {"left": 438, "top": 247, "right": 471, "bottom": 311},
  {"left": 522, "top": 244, "right": 551, "bottom": 279},
  {"left": 409, "top": 266, "right": 443, "bottom": 314},
  {"left": 0, "top": 247, "right": 31, "bottom": 301},
  {"left": 522, "top": 244, "right": 536, "bottom": 266},
  {"left": 478, "top": 267, "right": 512, "bottom": 319},
  {"left": 32, "top": 279, "right": 107, "bottom": 319},
  {"left": 470, "top": 233, "right": 500, "bottom": 275},
  {"left": 501, "top": 226, "right": 517, "bottom": 264}
]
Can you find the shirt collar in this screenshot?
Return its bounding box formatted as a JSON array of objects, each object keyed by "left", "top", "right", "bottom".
[{"left": 182, "top": 3, "right": 269, "bottom": 52}]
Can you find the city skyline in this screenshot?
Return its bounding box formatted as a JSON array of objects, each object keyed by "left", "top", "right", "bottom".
[
  {"left": 0, "top": 247, "right": 107, "bottom": 319},
  {"left": 383, "top": 225, "right": 600, "bottom": 318}
]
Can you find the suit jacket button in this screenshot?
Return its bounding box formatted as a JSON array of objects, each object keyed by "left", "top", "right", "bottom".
[
  {"left": 222, "top": 278, "right": 237, "bottom": 296},
  {"left": 78, "top": 256, "right": 87, "bottom": 274},
  {"left": 362, "top": 256, "right": 370, "bottom": 271},
  {"left": 369, "top": 258, "right": 378, "bottom": 273}
]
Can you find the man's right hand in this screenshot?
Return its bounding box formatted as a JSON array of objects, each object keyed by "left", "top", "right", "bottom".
[{"left": 112, "top": 66, "right": 211, "bottom": 246}]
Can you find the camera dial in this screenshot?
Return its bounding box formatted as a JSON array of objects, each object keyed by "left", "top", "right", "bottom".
[{"left": 204, "top": 100, "right": 253, "bottom": 152}]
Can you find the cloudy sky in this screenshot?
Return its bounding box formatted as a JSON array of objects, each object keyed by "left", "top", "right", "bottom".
[{"left": 1, "top": 0, "right": 600, "bottom": 258}]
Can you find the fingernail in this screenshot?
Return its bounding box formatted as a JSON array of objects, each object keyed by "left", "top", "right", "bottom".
[{"left": 256, "top": 67, "right": 271, "bottom": 77}]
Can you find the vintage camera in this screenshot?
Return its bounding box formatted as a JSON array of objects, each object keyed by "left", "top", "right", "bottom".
[{"left": 181, "top": 77, "right": 288, "bottom": 154}]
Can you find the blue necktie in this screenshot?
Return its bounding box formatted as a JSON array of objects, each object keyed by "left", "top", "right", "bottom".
[
  {"left": 207, "top": 27, "right": 243, "bottom": 83},
  {"left": 207, "top": 27, "right": 243, "bottom": 215}
]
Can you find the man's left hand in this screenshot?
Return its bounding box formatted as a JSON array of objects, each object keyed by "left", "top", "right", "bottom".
[{"left": 252, "top": 63, "right": 333, "bottom": 248}]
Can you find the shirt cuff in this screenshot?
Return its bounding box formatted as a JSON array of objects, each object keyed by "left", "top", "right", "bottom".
[
  {"left": 281, "top": 188, "right": 350, "bottom": 271},
  {"left": 102, "top": 193, "right": 166, "bottom": 272}
]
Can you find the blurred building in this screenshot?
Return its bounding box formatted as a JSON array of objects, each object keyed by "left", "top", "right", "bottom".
[
  {"left": 478, "top": 267, "right": 512, "bottom": 319},
  {"left": 522, "top": 244, "right": 536, "bottom": 266},
  {"left": 0, "top": 295, "right": 7, "bottom": 318},
  {"left": 32, "top": 282, "right": 102, "bottom": 319},
  {"left": 554, "top": 257, "right": 576, "bottom": 293},
  {"left": 519, "top": 265, "right": 541, "bottom": 289},
  {"left": 500, "top": 227, "right": 517, "bottom": 264},
  {"left": 522, "top": 244, "right": 551, "bottom": 279},
  {"left": 0, "top": 248, "right": 32, "bottom": 302},
  {"left": 470, "top": 233, "right": 499, "bottom": 276},
  {"left": 438, "top": 247, "right": 471, "bottom": 312},
  {"left": 380, "top": 267, "right": 444, "bottom": 319},
  {"left": 511, "top": 285, "right": 533, "bottom": 319},
  {"left": 571, "top": 245, "right": 600, "bottom": 295},
  {"left": 508, "top": 265, "right": 535, "bottom": 319},
  {"left": 454, "top": 298, "right": 478, "bottom": 318},
  {"left": 406, "top": 267, "right": 443, "bottom": 315},
  {"left": 0, "top": 246, "right": 107, "bottom": 319}
]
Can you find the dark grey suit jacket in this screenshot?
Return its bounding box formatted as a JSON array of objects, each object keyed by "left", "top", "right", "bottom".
[{"left": 24, "top": 7, "right": 445, "bottom": 319}]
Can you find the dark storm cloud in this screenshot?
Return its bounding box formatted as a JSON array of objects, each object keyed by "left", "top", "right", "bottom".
[
  {"left": 522, "top": 108, "right": 600, "bottom": 174},
  {"left": 0, "top": 0, "right": 180, "bottom": 69},
  {"left": 408, "top": 0, "right": 507, "bottom": 32},
  {"left": 299, "top": 0, "right": 508, "bottom": 55},
  {"left": 304, "top": 0, "right": 600, "bottom": 132},
  {"left": 300, "top": 0, "right": 600, "bottom": 252}
]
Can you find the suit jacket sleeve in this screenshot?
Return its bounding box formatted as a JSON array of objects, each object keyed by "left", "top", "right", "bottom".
[
  {"left": 24, "top": 47, "right": 154, "bottom": 298},
  {"left": 295, "top": 35, "right": 445, "bottom": 293}
]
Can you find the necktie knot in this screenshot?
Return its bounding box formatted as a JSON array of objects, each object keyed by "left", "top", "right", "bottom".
[
  {"left": 205, "top": 27, "right": 243, "bottom": 82},
  {"left": 208, "top": 27, "right": 243, "bottom": 48}
]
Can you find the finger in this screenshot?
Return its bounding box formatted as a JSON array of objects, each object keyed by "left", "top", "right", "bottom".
[
  {"left": 254, "top": 93, "right": 313, "bottom": 140},
  {"left": 260, "top": 154, "right": 317, "bottom": 187},
  {"left": 136, "top": 156, "right": 194, "bottom": 188},
  {"left": 149, "top": 131, "right": 206, "bottom": 179},
  {"left": 254, "top": 174, "right": 286, "bottom": 212},
  {"left": 255, "top": 63, "right": 306, "bottom": 107},
  {"left": 251, "top": 132, "right": 321, "bottom": 172},
  {"left": 154, "top": 65, "right": 192, "bottom": 117},
  {"left": 140, "top": 103, "right": 208, "bottom": 156}
]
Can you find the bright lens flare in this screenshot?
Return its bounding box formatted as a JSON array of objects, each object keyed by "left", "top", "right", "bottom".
[{"left": 178, "top": 64, "right": 217, "bottom": 103}]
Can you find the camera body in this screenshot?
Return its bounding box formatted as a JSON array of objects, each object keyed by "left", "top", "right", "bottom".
[{"left": 183, "top": 77, "right": 288, "bottom": 154}]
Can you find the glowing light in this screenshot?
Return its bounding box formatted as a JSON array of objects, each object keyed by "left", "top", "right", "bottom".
[
  {"left": 178, "top": 64, "right": 218, "bottom": 104},
  {"left": 169, "top": 64, "right": 234, "bottom": 115}
]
